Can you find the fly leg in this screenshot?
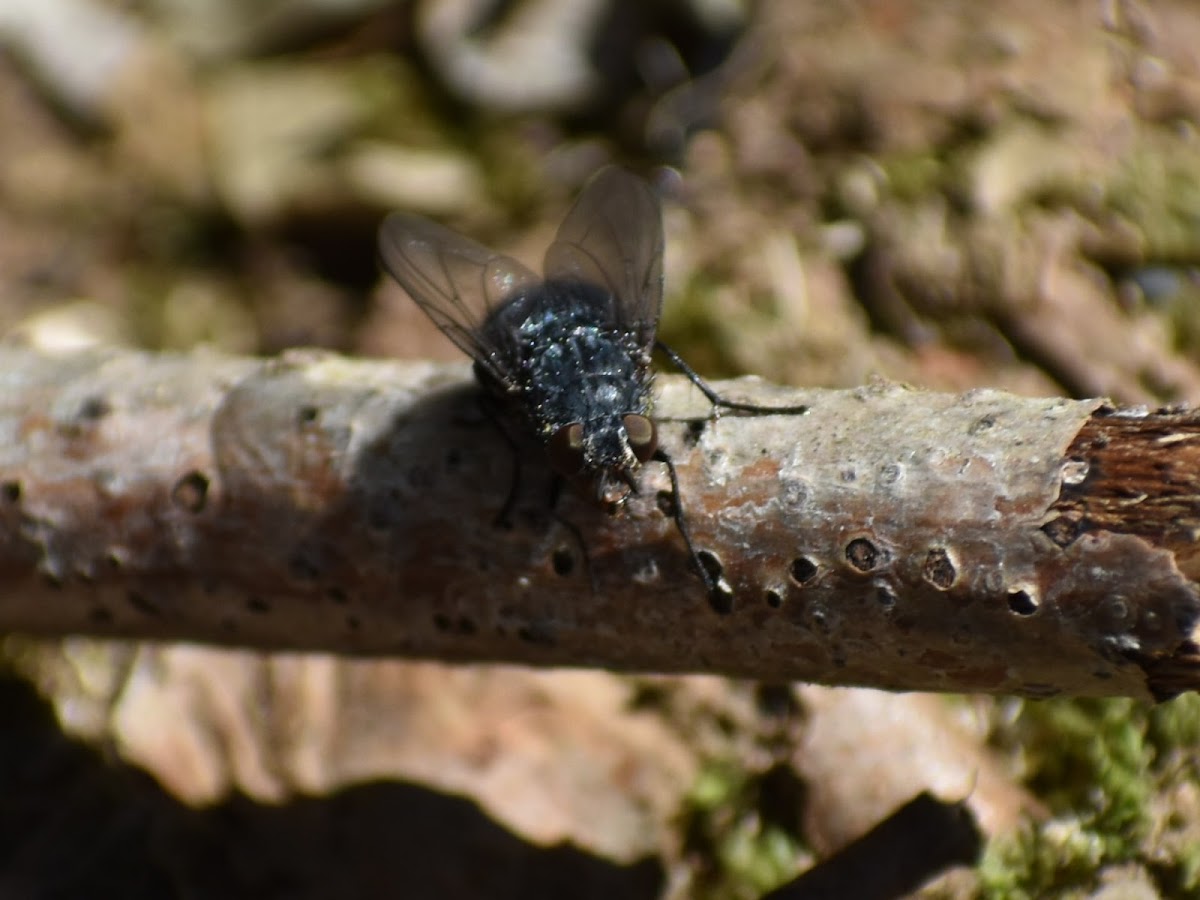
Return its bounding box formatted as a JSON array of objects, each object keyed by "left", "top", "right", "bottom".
[
  {"left": 477, "top": 397, "right": 523, "bottom": 529},
  {"left": 478, "top": 396, "right": 596, "bottom": 589},
  {"left": 546, "top": 477, "right": 597, "bottom": 594},
  {"left": 655, "top": 341, "right": 809, "bottom": 416},
  {"left": 654, "top": 342, "right": 800, "bottom": 613},
  {"left": 654, "top": 447, "right": 735, "bottom": 615}
]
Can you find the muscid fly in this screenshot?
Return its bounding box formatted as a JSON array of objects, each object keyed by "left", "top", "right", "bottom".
[{"left": 377, "top": 166, "right": 805, "bottom": 613}]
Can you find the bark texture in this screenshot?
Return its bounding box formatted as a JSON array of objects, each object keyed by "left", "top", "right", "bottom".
[{"left": 1, "top": 345, "right": 1197, "bottom": 700}]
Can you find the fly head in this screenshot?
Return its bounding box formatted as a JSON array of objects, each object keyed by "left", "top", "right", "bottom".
[{"left": 547, "top": 412, "right": 658, "bottom": 511}]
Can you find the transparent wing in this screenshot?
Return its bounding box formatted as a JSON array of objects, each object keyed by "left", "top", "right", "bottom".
[
  {"left": 542, "top": 166, "right": 664, "bottom": 349},
  {"left": 378, "top": 212, "right": 540, "bottom": 382}
]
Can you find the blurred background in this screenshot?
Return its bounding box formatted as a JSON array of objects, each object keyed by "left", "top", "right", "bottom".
[{"left": 3, "top": 1, "right": 1200, "bottom": 897}]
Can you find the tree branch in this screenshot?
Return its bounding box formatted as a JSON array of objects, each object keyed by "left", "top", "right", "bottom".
[{"left": 1, "top": 346, "right": 1197, "bottom": 700}]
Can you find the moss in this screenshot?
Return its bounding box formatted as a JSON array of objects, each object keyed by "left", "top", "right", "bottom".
[
  {"left": 978, "top": 696, "right": 1200, "bottom": 898},
  {"left": 660, "top": 272, "right": 804, "bottom": 383},
  {"left": 359, "top": 56, "right": 457, "bottom": 151},
  {"left": 658, "top": 273, "right": 746, "bottom": 379},
  {"left": 878, "top": 150, "right": 947, "bottom": 204},
  {"left": 680, "top": 761, "right": 806, "bottom": 900},
  {"left": 1145, "top": 691, "right": 1200, "bottom": 752},
  {"left": 980, "top": 818, "right": 1111, "bottom": 900},
  {"left": 1105, "top": 134, "right": 1200, "bottom": 263}
]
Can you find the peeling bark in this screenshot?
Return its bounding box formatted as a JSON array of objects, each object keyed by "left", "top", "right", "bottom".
[{"left": 1, "top": 346, "right": 1197, "bottom": 699}]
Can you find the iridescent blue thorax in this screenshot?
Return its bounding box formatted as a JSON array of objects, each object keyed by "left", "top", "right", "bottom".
[{"left": 478, "top": 281, "right": 654, "bottom": 497}]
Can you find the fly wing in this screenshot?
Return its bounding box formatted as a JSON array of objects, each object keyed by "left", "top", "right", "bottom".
[
  {"left": 378, "top": 212, "right": 540, "bottom": 383},
  {"left": 542, "top": 167, "right": 664, "bottom": 350}
]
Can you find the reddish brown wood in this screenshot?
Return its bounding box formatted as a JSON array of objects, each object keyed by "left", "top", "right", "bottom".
[{"left": 1049, "top": 410, "right": 1200, "bottom": 579}]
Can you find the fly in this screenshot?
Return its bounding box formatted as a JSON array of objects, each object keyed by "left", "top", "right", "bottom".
[{"left": 377, "top": 166, "right": 806, "bottom": 613}]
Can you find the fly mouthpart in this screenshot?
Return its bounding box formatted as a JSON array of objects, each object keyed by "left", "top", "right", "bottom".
[{"left": 596, "top": 471, "right": 634, "bottom": 511}]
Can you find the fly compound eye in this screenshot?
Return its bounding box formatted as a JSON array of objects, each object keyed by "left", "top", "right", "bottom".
[
  {"left": 548, "top": 423, "right": 586, "bottom": 476},
  {"left": 623, "top": 414, "right": 657, "bottom": 462}
]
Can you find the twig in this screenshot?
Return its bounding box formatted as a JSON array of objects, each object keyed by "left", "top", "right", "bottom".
[
  {"left": 760, "top": 792, "right": 982, "bottom": 900},
  {"left": 0, "top": 346, "right": 1196, "bottom": 700}
]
